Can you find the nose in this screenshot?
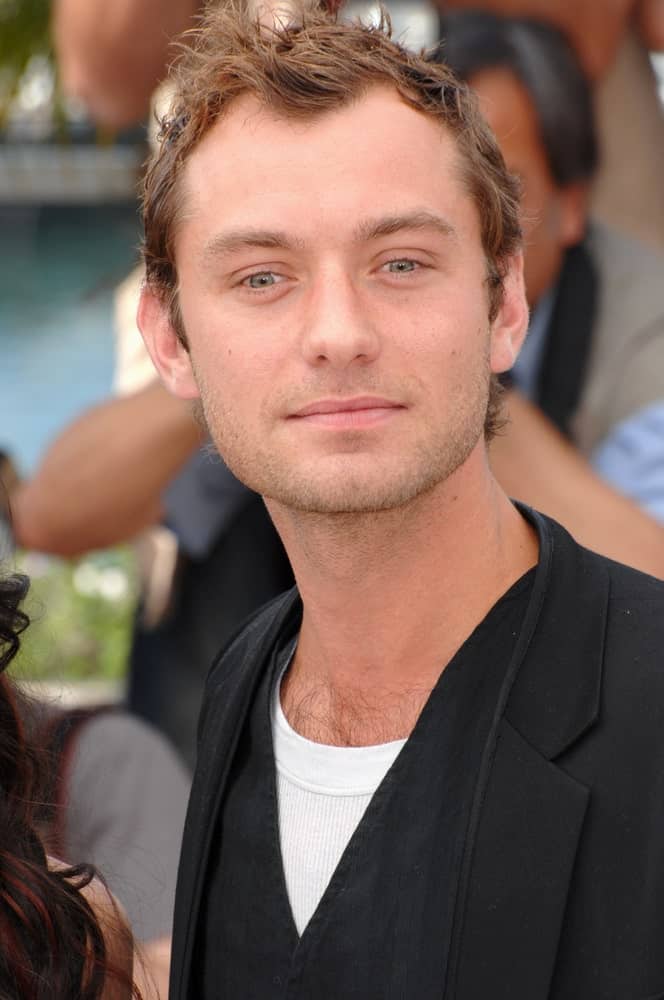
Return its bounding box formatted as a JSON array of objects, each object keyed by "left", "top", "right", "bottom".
[{"left": 300, "top": 269, "right": 380, "bottom": 370}]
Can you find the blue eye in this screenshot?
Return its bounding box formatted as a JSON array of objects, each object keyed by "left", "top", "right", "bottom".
[
  {"left": 246, "top": 271, "right": 277, "bottom": 289},
  {"left": 385, "top": 259, "right": 418, "bottom": 273}
]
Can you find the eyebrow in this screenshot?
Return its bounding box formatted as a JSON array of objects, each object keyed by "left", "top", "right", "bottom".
[
  {"left": 354, "top": 211, "right": 459, "bottom": 245},
  {"left": 199, "top": 228, "right": 305, "bottom": 265}
]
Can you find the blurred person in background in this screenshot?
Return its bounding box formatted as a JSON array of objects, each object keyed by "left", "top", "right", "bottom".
[
  {"left": 31, "top": 700, "right": 190, "bottom": 1000},
  {"left": 0, "top": 570, "right": 137, "bottom": 999},
  {"left": 437, "top": 0, "right": 664, "bottom": 249},
  {"left": 437, "top": 12, "right": 664, "bottom": 575},
  {"left": 53, "top": 0, "right": 664, "bottom": 247}
]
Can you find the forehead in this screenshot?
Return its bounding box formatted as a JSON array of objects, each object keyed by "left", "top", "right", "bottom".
[{"left": 175, "top": 86, "right": 482, "bottom": 251}]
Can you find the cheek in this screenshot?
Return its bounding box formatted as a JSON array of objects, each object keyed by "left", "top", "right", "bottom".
[
  {"left": 410, "top": 314, "right": 490, "bottom": 389},
  {"left": 197, "top": 344, "right": 280, "bottom": 431}
]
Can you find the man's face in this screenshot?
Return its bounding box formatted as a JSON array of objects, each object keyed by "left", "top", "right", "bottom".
[
  {"left": 470, "top": 68, "right": 587, "bottom": 307},
  {"left": 141, "top": 86, "right": 526, "bottom": 514}
]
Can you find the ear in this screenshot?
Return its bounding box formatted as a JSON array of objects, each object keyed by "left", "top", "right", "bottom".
[
  {"left": 559, "top": 182, "right": 590, "bottom": 247},
  {"left": 489, "top": 252, "right": 530, "bottom": 374},
  {"left": 137, "top": 285, "right": 200, "bottom": 400}
]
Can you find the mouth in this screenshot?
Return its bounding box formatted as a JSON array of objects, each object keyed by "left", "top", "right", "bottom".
[{"left": 288, "top": 396, "right": 406, "bottom": 429}]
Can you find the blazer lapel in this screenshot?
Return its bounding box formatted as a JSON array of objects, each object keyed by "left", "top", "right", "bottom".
[
  {"left": 448, "top": 509, "right": 609, "bottom": 1000},
  {"left": 170, "top": 588, "right": 302, "bottom": 1000}
]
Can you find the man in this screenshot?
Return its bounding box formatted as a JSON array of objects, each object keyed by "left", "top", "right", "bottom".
[
  {"left": 438, "top": 13, "right": 664, "bottom": 569},
  {"left": 41, "top": 0, "right": 664, "bottom": 583},
  {"left": 138, "top": 6, "right": 664, "bottom": 998}
]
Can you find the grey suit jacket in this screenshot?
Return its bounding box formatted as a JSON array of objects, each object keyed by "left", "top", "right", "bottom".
[{"left": 573, "top": 222, "right": 664, "bottom": 455}]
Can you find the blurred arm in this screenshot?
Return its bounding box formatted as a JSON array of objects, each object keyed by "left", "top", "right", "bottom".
[
  {"left": 636, "top": 0, "right": 664, "bottom": 48},
  {"left": 490, "top": 391, "right": 664, "bottom": 578},
  {"left": 12, "top": 382, "right": 204, "bottom": 557},
  {"left": 52, "top": 0, "right": 200, "bottom": 128}
]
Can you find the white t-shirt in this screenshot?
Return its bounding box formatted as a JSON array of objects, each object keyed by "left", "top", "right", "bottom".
[{"left": 271, "top": 660, "right": 406, "bottom": 935}]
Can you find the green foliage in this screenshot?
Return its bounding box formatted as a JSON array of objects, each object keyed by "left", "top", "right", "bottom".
[
  {"left": 0, "top": 0, "right": 52, "bottom": 121},
  {"left": 0, "top": 0, "right": 51, "bottom": 71},
  {"left": 11, "top": 547, "right": 139, "bottom": 683}
]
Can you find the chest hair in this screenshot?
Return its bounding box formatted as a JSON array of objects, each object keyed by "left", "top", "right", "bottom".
[{"left": 281, "top": 677, "right": 434, "bottom": 746}]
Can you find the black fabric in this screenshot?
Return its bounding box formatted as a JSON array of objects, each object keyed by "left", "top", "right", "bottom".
[
  {"left": 535, "top": 241, "right": 598, "bottom": 439},
  {"left": 128, "top": 494, "right": 294, "bottom": 770},
  {"left": 170, "top": 510, "right": 664, "bottom": 1000},
  {"left": 195, "top": 571, "right": 535, "bottom": 999}
]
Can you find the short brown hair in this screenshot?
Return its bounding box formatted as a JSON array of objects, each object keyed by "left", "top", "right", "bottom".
[{"left": 141, "top": 3, "right": 522, "bottom": 437}]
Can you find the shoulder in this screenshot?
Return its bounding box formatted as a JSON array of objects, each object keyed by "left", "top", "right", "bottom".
[
  {"left": 48, "top": 859, "right": 135, "bottom": 999},
  {"left": 82, "top": 878, "right": 134, "bottom": 1000},
  {"left": 539, "top": 520, "right": 664, "bottom": 754},
  {"left": 577, "top": 222, "right": 664, "bottom": 444},
  {"left": 589, "top": 221, "right": 664, "bottom": 326},
  {"left": 588, "top": 556, "right": 664, "bottom": 725},
  {"left": 603, "top": 556, "right": 664, "bottom": 657},
  {"left": 539, "top": 509, "right": 664, "bottom": 669},
  {"left": 73, "top": 709, "right": 189, "bottom": 770},
  {"left": 66, "top": 709, "right": 191, "bottom": 811},
  {"left": 574, "top": 542, "right": 664, "bottom": 641}
]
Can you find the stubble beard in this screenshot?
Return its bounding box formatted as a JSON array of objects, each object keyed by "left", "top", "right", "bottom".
[{"left": 192, "top": 365, "right": 490, "bottom": 517}]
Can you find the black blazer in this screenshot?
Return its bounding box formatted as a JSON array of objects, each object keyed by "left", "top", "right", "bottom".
[{"left": 169, "top": 510, "right": 664, "bottom": 999}]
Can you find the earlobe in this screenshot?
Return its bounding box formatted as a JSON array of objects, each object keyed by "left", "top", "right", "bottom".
[
  {"left": 137, "top": 286, "right": 200, "bottom": 400},
  {"left": 489, "top": 253, "right": 529, "bottom": 375}
]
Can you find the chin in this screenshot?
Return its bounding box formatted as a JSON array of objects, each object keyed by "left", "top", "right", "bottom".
[{"left": 262, "top": 467, "right": 446, "bottom": 515}]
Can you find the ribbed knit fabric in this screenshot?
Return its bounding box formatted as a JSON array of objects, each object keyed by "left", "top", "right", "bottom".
[{"left": 271, "top": 670, "right": 405, "bottom": 935}]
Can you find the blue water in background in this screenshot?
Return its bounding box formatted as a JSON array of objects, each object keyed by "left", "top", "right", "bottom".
[{"left": 0, "top": 203, "right": 141, "bottom": 475}]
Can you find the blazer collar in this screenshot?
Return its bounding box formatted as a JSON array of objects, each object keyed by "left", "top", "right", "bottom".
[
  {"left": 448, "top": 506, "right": 609, "bottom": 999},
  {"left": 506, "top": 505, "right": 607, "bottom": 760},
  {"left": 170, "top": 588, "right": 302, "bottom": 999}
]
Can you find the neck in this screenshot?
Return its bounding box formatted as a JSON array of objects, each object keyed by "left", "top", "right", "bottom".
[{"left": 267, "top": 447, "right": 538, "bottom": 733}]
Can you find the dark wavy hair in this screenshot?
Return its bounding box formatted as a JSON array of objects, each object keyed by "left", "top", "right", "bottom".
[
  {"left": 0, "top": 572, "right": 136, "bottom": 999},
  {"left": 436, "top": 12, "right": 598, "bottom": 186}
]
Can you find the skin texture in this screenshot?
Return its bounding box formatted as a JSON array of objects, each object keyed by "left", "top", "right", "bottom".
[
  {"left": 139, "top": 85, "right": 537, "bottom": 745},
  {"left": 134, "top": 937, "right": 171, "bottom": 1000},
  {"left": 49, "top": 863, "right": 134, "bottom": 999},
  {"left": 141, "top": 89, "right": 524, "bottom": 515}
]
